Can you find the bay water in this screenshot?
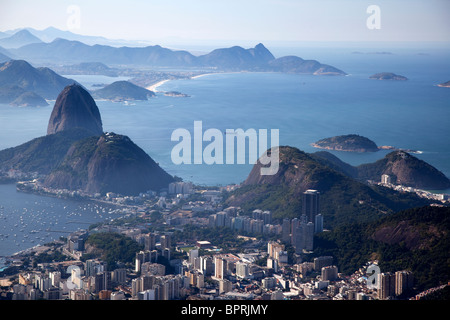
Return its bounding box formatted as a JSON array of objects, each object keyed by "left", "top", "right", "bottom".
[{"left": 0, "top": 44, "right": 449, "bottom": 259}]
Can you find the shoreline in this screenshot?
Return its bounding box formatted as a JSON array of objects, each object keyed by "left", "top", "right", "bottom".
[
  {"left": 145, "top": 72, "right": 228, "bottom": 92},
  {"left": 146, "top": 79, "right": 170, "bottom": 92},
  {"left": 146, "top": 73, "right": 214, "bottom": 92},
  {"left": 311, "top": 143, "right": 422, "bottom": 154},
  {"left": 191, "top": 73, "right": 214, "bottom": 79}
]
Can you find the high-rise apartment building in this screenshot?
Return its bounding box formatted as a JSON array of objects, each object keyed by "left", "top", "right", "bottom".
[
  {"left": 395, "top": 270, "right": 414, "bottom": 296},
  {"left": 313, "top": 256, "right": 333, "bottom": 271},
  {"left": 321, "top": 265, "right": 338, "bottom": 281},
  {"left": 314, "top": 214, "right": 323, "bottom": 233},
  {"left": 378, "top": 272, "right": 395, "bottom": 300},
  {"left": 236, "top": 262, "right": 249, "bottom": 279},
  {"left": 294, "top": 221, "right": 314, "bottom": 253},
  {"left": 302, "top": 189, "right": 320, "bottom": 223},
  {"left": 160, "top": 234, "right": 171, "bottom": 250},
  {"left": 282, "top": 218, "right": 291, "bottom": 243},
  {"left": 214, "top": 257, "right": 227, "bottom": 279},
  {"left": 144, "top": 233, "right": 156, "bottom": 251}
]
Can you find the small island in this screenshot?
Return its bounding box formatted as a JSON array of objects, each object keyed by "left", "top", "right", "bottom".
[
  {"left": 164, "top": 91, "right": 190, "bottom": 98},
  {"left": 437, "top": 80, "right": 450, "bottom": 88},
  {"left": 312, "top": 134, "right": 379, "bottom": 153},
  {"left": 369, "top": 72, "right": 408, "bottom": 81},
  {"left": 312, "top": 134, "right": 423, "bottom": 154}
]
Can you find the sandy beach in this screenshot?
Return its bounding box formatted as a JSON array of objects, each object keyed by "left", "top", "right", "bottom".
[
  {"left": 146, "top": 73, "right": 214, "bottom": 92},
  {"left": 190, "top": 73, "right": 213, "bottom": 79},
  {"left": 146, "top": 79, "right": 170, "bottom": 92}
]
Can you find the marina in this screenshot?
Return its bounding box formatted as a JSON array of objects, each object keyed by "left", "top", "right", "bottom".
[{"left": 0, "top": 183, "right": 125, "bottom": 261}]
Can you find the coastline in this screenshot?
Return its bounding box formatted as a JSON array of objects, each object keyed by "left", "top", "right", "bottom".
[
  {"left": 191, "top": 73, "right": 214, "bottom": 79},
  {"left": 146, "top": 79, "right": 170, "bottom": 92},
  {"left": 311, "top": 143, "right": 422, "bottom": 154},
  {"left": 145, "top": 72, "right": 218, "bottom": 92},
  {"left": 310, "top": 142, "right": 378, "bottom": 153}
]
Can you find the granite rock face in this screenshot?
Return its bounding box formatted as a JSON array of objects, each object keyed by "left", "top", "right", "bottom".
[{"left": 47, "top": 84, "right": 103, "bottom": 135}]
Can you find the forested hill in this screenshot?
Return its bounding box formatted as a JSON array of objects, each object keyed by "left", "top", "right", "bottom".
[{"left": 312, "top": 205, "right": 450, "bottom": 293}]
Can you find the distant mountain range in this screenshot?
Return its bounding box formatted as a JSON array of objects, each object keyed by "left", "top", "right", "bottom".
[
  {"left": 50, "top": 62, "right": 119, "bottom": 77},
  {"left": 0, "top": 30, "right": 43, "bottom": 49},
  {"left": 0, "top": 27, "right": 141, "bottom": 47},
  {"left": 0, "top": 27, "right": 347, "bottom": 76},
  {"left": 3, "top": 37, "right": 346, "bottom": 75}
]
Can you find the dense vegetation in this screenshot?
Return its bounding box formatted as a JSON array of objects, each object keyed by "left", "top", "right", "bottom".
[
  {"left": 84, "top": 232, "right": 143, "bottom": 270},
  {"left": 228, "top": 173, "right": 430, "bottom": 229},
  {"left": 314, "top": 134, "right": 379, "bottom": 152},
  {"left": 312, "top": 206, "right": 450, "bottom": 292},
  {"left": 227, "top": 146, "right": 432, "bottom": 228},
  {"left": 0, "top": 128, "right": 97, "bottom": 175},
  {"left": 357, "top": 151, "right": 450, "bottom": 189}
]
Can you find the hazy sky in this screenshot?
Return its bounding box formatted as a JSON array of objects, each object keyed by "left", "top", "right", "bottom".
[{"left": 1, "top": 0, "right": 449, "bottom": 43}]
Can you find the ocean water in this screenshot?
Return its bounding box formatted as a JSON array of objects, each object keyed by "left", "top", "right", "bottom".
[{"left": 0, "top": 44, "right": 449, "bottom": 258}]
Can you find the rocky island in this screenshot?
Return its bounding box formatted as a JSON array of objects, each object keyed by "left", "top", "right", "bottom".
[
  {"left": 164, "top": 91, "right": 190, "bottom": 97},
  {"left": 312, "top": 134, "right": 422, "bottom": 155},
  {"left": 312, "top": 134, "right": 379, "bottom": 152},
  {"left": 369, "top": 72, "right": 408, "bottom": 81}
]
